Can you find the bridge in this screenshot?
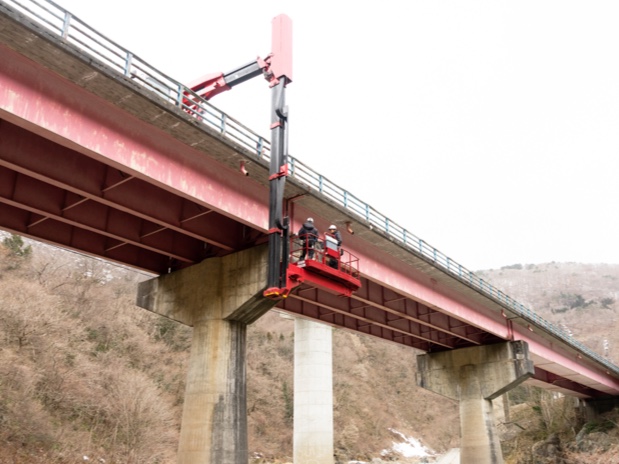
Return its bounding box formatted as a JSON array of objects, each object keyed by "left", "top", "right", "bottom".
[{"left": 1, "top": 1, "right": 618, "bottom": 463}]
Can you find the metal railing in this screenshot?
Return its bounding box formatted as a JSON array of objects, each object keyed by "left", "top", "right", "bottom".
[{"left": 3, "top": 0, "right": 619, "bottom": 378}]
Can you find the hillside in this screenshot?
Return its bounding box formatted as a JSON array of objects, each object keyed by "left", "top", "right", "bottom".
[
  {"left": 478, "top": 262, "right": 619, "bottom": 363},
  {"left": 0, "top": 237, "right": 459, "bottom": 463},
  {"left": 478, "top": 262, "right": 619, "bottom": 463},
  {"left": 1, "top": 236, "right": 618, "bottom": 463}
]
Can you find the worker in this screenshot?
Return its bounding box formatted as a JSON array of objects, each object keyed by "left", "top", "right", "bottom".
[
  {"left": 298, "top": 217, "right": 319, "bottom": 260},
  {"left": 326, "top": 224, "right": 343, "bottom": 269},
  {"left": 327, "top": 224, "right": 342, "bottom": 247}
]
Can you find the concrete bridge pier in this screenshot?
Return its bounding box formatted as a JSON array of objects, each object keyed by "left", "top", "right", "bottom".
[
  {"left": 136, "top": 245, "right": 276, "bottom": 464},
  {"left": 416, "top": 341, "right": 535, "bottom": 464},
  {"left": 294, "top": 318, "right": 334, "bottom": 464}
]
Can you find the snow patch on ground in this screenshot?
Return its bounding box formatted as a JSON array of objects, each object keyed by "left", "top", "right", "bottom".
[
  {"left": 348, "top": 428, "right": 439, "bottom": 463},
  {"left": 382, "top": 428, "right": 436, "bottom": 458}
]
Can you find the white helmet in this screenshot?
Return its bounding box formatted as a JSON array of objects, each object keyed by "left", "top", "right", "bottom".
[
  {"left": 307, "top": 217, "right": 314, "bottom": 223},
  {"left": 329, "top": 224, "right": 336, "bottom": 230}
]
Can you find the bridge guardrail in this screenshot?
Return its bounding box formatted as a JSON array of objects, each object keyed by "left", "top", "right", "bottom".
[{"left": 4, "top": 0, "right": 619, "bottom": 378}]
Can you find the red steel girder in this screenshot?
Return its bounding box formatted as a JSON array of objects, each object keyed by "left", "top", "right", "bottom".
[
  {"left": 276, "top": 273, "right": 505, "bottom": 351},
  {"left": 353, "top": 279, "right": 492, "bottom": 345},
  {"left": 533, "top": 367, "right": 609, "bottom": 398},
  {"left": 280, "top": 285, "right": 469, "bottom": 350},
  {"left": 0, "top": 119, "right": 251, "bottom": 254},
  {"left": 0, "top": 166, "right": 206, "bottom": 264},
  {"left": 280, "top": 291, "right": 425, "bottom": 350},
  {"left": 350, "top": 294, "right": 481, "bottom": 347},
  {"left": 0, "top": 202, "right": 172, "bottom": 272}
]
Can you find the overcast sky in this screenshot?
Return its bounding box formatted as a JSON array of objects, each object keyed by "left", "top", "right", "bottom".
[{"left": 54, "top": 0, "right": 619, "bottom": 271}]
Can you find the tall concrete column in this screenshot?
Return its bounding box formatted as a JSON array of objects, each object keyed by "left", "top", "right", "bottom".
[
  {"left": 493, "top": 394, "right": 509, "bottom": 438},
  {"left": 417, "top": 341, "right": 534, "bottom": 464},
  {"left": 294, "top": 318, "right": 334, "bottom": 464},
  {"left": 178, "top": 317, "right": 246, "bottom": 463},
  {"left": 136, "top": 245, "right": 276, "bottom": 464}
]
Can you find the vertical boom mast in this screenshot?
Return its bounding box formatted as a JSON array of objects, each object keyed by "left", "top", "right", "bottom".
[
  {"left": 264, "top": 15, "right": 293, "bottom": 298},
  {"left": 185, "top": 15, "right": 293, "bottom": 298}
]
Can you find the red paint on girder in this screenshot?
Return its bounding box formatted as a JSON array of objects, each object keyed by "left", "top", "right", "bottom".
[{"left": 0, "top": 44, "right": 269, "bottom": 232}]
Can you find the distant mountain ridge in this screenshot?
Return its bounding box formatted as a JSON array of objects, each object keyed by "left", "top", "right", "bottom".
[{"left": 479, "top": 262, "right": 619, "bottom": 364}]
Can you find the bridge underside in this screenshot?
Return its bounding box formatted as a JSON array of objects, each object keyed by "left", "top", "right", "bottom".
[
  {"left": 2, "top": 121, "right": 602, "bottom": 399},
  {"left": 0, "top": 118, "right": 264, "bottom": 273},
  {"left": 0, "top": 114, "right": 510, "bottom": 355},
  {"left": 0, "top": 105, "right": 508, "bottom": 357},
  {"left": 279, "top": 283, "right": 613, "bottom": 399}
]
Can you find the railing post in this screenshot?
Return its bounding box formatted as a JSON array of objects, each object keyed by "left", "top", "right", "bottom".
[
  {"left": 288, "top": 157, "right": 294, "bottom": 175},
  {"left": 61, "top": 12, "right": 71, "bottom": 39},
  {"left": 175, "top": 84, "right": 183, "bottom": 107},
  {"left": 257, "top": 137, "right": 264, "bottom": 157},
  {"left": 124, "top": 52, "right": 133, "bottom": 77}
]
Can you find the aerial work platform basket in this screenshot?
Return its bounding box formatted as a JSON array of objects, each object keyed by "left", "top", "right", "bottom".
[{"left": 286, "top": 234, "right": 361, "bottom": 297}]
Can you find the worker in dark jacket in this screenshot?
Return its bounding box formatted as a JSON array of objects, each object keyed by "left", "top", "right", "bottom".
[{"left": 298, "top": 217, "right": 319, "bottom": 260}]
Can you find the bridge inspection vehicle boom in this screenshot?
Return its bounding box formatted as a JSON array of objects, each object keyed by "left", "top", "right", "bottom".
[{"left": 184, "top": 14, "right": 360, "bottom": 299}]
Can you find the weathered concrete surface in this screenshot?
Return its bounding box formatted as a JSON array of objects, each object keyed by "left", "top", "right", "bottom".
[
  {"left": 137, "top": 244, "right": 274, "bottom": 325},
  {"left": 136, "top": 244, "right": 277, "bottom": 464},
  {"left": 417, "top": 341, "right": 534, "bottom": 464},
  {"left": 178, "top": 317, "right": 247, "bottom": 464},
  {"left": 294, "top": 319, "right": 334, "bottom": 464},
  {"left": 436, "top": 448, "right": 460, "bottom": 464}
]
